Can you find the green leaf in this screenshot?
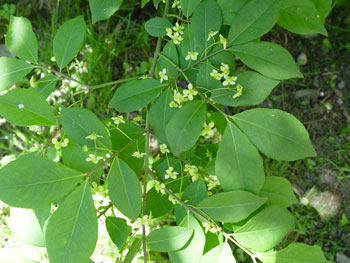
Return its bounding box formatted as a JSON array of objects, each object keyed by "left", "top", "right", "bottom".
[
  {"left": 191, "top": 0, "right": 222, "bottom": 54},
  {"left": 166, "top": 101, "right": 207, "bottom": 156},
  {"left": 124, "top": 238, "right": 142, "bottom": 263},
  {"left": 215, "top": 121, "right": 265, "bottom": 193},
  {"left": 217, "top": 0, "right": 248, "bottom": 25},
  {"left": 169, "top": 213, "right": 205, "bottom": 263},
  {"left": 145, "top": 17, "right": 172, "bottom": 37},
  {"left": 89, "top": 0, "right": 123, "bottom": 23},
  {"left": 108, "top": 78, "right": 165, "bottom": 112},
  {"left": 180, "top": 0, "right": 201, "bottom": 18},
  {"left": 46, "top": 181, "right": 98, "bottom": 263},
  {"left": 197, "top": 191, "right": 267, "bottom": 223},
  {"left": 0, "top": 88, "right": 56, "bottom": 126},
  {"left": 195, "top": 62, "right": 222, "bottom": 93},
  {"left": 145, "top": 187, "right": 174, "bottom": 218},
  {"left": 108, "top": 158, "right": 142, "bottom": 220},
  {"left": 61, "top": 141, "right": 103, "bottom": 183},
  {"left": 53, "top": 16, "right": 86, "bottom": 69},
  {"left": 147, "top": 226, "right": 194, "bottom": 252},
  {"left": 159, "top": 42, "right": 180, "bottom": 81},
  {"left": 211, "top": 71, "right": 279, "bottom": 107},
  {"left": 232, "top": 108, "right": 317, "bottom": 161},
  {"left": 259, "top": 176, "right": 298, "bottom": 207},
  {"left": 32, "top": 74, "right": 59, "bottom": 98},
  {"left": 61, "top": 107, "right": 112, "bottom": 153},
  {"left": 149, "top": 88, "right": 178, "bottom": 144},
  {"left": 310, "top": 0, "right": 332, "bottom": 21},
  {"left": 278, "top": 0, "right": 328, "bottom": 36},
  {"left": 230, "top": 41, "right": 303, "bottom": 80},
  {"left": 208, "top": 45, "right": 235, "bottom": 72},
  {"left": 109, "top": 120, "right": 145, "bottom": 174},
  {"left": 0, "top": 155, "right": 84, "bottom": 208},
  {"left": 201, "top": 243, "right": 236, "bottom": 263},
  {"left": 228, "top": 0, "right": 280, "bottom": 45},
  {"left": 9, "top": 206, "right": 50, "bottom": 247},
  {"left": 0, "top": 249, "right": 40, "bottom": 263},
  {"left": 257, "top": 243, "right": 332, "bottom": 263},
  {"left": 106, "top": 217, "right": 131, "bottom": 249},
  {"left": 183, "top": 179, "right": 208, "bottom": 206},
  {"left": 141, "top": 0, "right": 151, "bottom": 8},
  {"left": 233, "top": 205, "right": 295, "bottom": 251},
  {"left": 0, "top": 57, "right": 34, "bottom": 91},
  {"left": 5, "top": 16, "right": 38, "bottom": 63}
]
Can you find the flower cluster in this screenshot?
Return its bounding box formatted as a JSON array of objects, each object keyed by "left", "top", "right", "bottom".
[
  {"left": 200, "top": 121, "right": 217, "bottom": 140},
  {"left": 112, "top": 115, "right": 125, "bottom": 125},
  {"left": 168, "top": 193, "right": 182, "bottom": 205},
  {"left": 205, "top": 175, "right": 220, "bottom": 191},
  {"left": 85, "top": 132, "right": 103, "bottom": 140},
  {"left": 184, "top": 164, "right": 200, "bottom": 182},
  {"left": 172, "top": 0, "right": 181, "bottom": 9},
  {"left": 52, "top": 138, "right": 69, "bottom": 150},
  {"left": 210, "top": 63, "right": 243, "bottom": 98},
  {"left": 169, "top": 84, "right": 198, "bottom": 108},
  {"left": 164, "top": 166, "right": 178, "bottom": 180},
  {"left": 86, "top": 154, "right": 104, "bottom": 164},
  {"left": 153, "top": 180, "right": 166, "bottom": 195},
  {"left": 132, "top": 151, "right": 146, "bottom": 158},
  {"left": 134, "top": 215, "right": 153, "bottom": 228},
  {"left": 160, "top": 144, "right": 170, "bottom": 154},
  {"left": 166, "top": 22, "right": 184, "bottom": 45},
  {"left": 202, "top": 222, "right": 222, "bottom": 234}
]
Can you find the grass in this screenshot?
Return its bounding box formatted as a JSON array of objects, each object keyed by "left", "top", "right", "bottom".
[{"left": 0, "top": 0, "right": 349, "bottom": 262}]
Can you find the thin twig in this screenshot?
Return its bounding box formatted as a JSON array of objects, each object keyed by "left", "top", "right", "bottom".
[
  {"left": 97, "top": 203, "right": 113, "bottom": 219},
  {"left": 142, "top": 1, "right": 171, "bottom": 262}
]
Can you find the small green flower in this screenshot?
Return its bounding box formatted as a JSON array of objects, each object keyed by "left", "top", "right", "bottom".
[
  {"left": 112, "top": 115, "right": 125, "bottom": 125},
  {"left": 132, "top": 151, "right": 146, "bottom": 158},
  {"left": 233, "top": 84, "right": 244, "bottom": 98},
  {"left": 210, "top": 69, "right": 223, "bottom": 80},
  {"left": 85, "top": 154, "right": 103, "bottom": 164},
  {"left": 207, "top": 31, "right": 218, "bottom": 41},
  {"left": 166, "top": 27, "right": 173, "bottom": 38},
  {"left": 173, "top": 22, "right": 184, "bottom": 34},
  {"left": 82, "top": 145, "right": 89, "bottom": 152},
  {"left": 183, "top": 83, "right": 198, "bottom": 101},
  {"left": 185, "top": 51, "right": 199, "bottom": 61},
  {"left": 159, "top": 68, "right": 168, "bottom": 83},
  {"left": 219, "top": 34, "right": 227, "bottom": 49},
  {"left": 165, "top": 166, "right": 178, "bottom": 180},
  {"left": 223, "top": 75, "right": 237, "bottom": 86},
  {"left": 172, "top": 32, "right": 184, "bottom": 44},
  {"left": 201, "top": 121, "right": 216, "bottom": 139},
  {"left": 172, "top": 0, "right": 181, "bottom": 9},
  {"left": 154, "top": 180, "right": 166, "bottom": 195},
  {"left": 52, "top": 138, "right": 69, "bottom": 150},
  {"left": 160, "top": 144, "right": 170, "bottom": 154},
  {"left": 85, "top": 132, "right": 103, "bottom": 140}
]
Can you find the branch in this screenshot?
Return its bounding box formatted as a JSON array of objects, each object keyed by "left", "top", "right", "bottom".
[
  {"left": 142, "top": 1, "right": 172, "bottom": 262},
  {"left": 149, "top": 172, "right": 258, "bottom": 262}
]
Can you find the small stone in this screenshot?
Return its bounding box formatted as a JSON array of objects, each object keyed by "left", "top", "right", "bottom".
[
  {"left": 297, "top": 53, "right": 308, "bottom": 65},
  {"left": 338, "top": 80, "right": 345, "bottom": 89},
  {"left": 336, "top": 252, "right": 350, "bottom": 263}
]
